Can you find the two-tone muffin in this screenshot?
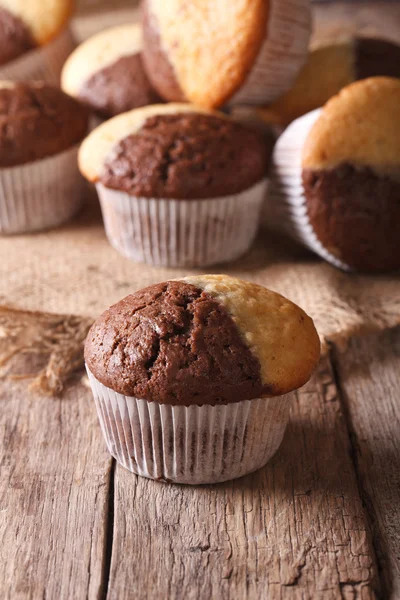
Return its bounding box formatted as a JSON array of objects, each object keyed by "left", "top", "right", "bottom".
[
  {"left": 61, "top": 24, "right": 160, "bottom": 120},
  {"left": 79, "top": 104, "right": 271, "bottom": 267},
  {"left": 256, "top": 37, "right": 400, "bottom": 128},
  {"left": 85, "top": 274, "right": 320, "bottom": 484},
  {"left": 141, "top": 0, "right": 311, "bottom": 108},
  {"left": 266, "top": 77, "right": 400, "bottom": 272},
  {"left": 0, "top": 0, "right": 75, "bottom": 83},
  {"left": 0, "top": 81, "right": 88, "bottom": 234}
]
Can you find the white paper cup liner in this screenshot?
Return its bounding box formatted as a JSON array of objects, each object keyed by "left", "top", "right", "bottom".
[
  {"left": 0, "top": 27, "right": 75, "bottom": 84},
  {"left": 265, "top": 108, "right": 352, "bottom": 271},
  {"left": 96, "top": 179, "right": 267, "bottom": 267},
  {"left": 87, "top": 368, "right": 291, "bottom": 485},
  {"left": 0, "top": 146, "right": 85, "bottom": 234},
  {"left": 229, "top": 0, "right": 311, "bottom": 106}
]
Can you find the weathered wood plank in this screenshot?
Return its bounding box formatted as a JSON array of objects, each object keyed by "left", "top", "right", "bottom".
[
  {"left": 333, "top": 328, "right": 400, "bottom": 599},
  {"left": 108, "top": 357, "right": 379, "bottom": 600},
  {"left": 0, "top": 377, "right": 112, "bottom": 600}
]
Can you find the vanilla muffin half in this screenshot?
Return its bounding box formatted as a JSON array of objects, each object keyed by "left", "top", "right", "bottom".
[
  {"left": 0, "top": 0, "right": 75, "bottom": 82},
  {"left": 141, "top": 0, "right": 311, "bottom": 108},
  {"left": 256, "top": 37, "right": 400, "bottom": 128},
  {"left": 79, "top": 103, "right": 271, "bottom": 267},
  {"left": 267, "top": 77, "right": 400, "bottom": 272},
  {"left": 62, "top": 24, "right": 160, "bottom": 119},
  {"left": 85, "top": 274, "right": 320, "bottom": 484}
]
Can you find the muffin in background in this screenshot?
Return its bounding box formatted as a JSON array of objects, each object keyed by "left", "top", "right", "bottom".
[
  {"left": 0, "top": 0, "right": 75, "bottom": 83},
  {"left": 79, "top": 103, "right": 271, "bottom": 267},
  {"left": 61, "top": 23, "right": 160, "bottom": 120},
  {"left": 254, "top": 37, "right": 400, "bottom": 129},
  {"left": 266, "top": 77, "right": 400, "bottom": 273},
  {"left": 141, "top": 0, "right": 311, "bottom": 108},
  {"left": 0, "top": 81, "right": 88, "bottom": 234},
  {"left": 85, "top": 274, "right": 321, "bottom": 484}
]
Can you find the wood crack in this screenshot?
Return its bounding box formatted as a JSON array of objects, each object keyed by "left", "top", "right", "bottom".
[{"left": 99, "top": 460, "right": 116, "bottom": 600}]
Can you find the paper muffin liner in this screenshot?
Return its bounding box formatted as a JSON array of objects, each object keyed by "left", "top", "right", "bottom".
[
  {"left": 87, "top": 368, "right": 291, "bottom": 485},
  {"left": 265, "top": 108, "right": 351, "bottom": 271},
  {"left": 95, "top": 179, "right": 267, "bottom": 267},
  {"left": 0, "top": 27, "right": 75, "bottom": 84},
  {"left": 230, "top": 0, "right": 311, "bottom": 106},
  {"left": 0, "top": 146, "right": 85, "bottom": 234}
]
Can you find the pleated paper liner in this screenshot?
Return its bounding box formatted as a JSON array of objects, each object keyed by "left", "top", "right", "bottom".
[
  {"left": 229, "top": 0, "right": 311, "bottom": 106},
  {"left": 0, "top": 28, "right": 75, "bottom": 85},
  {"left": 96, "top": 179, "right": 267, "bottom": 267},
  {"left": 87, "top": 368, "right": 291, "bottom": 485},
  {"left": 265, "top": 108, "right": 351, "bottom": 271},
  {"left": 0, "top": 146, "right": 86, "bottom": 235}
]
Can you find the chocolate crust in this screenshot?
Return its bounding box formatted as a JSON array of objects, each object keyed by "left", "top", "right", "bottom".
[
  {"left": 0, "top": 83, "right": 88, "bottom": 167},
  {"left": 303, "top": 163, "right": 400, "bottom": 272},
  {"left": 85, "top": 281, "right": 267, "bottom": 405},
  {"left": 141, "top": 0, "right": 185, "bottom": 102},
  {"left": 100, "top": 113, "right": 270, "bottom": 199},
  {"left": 79, "top": 53, "right": 161, "bottom": 118},
  {"left": 0, "top": 8, "right": 36, "bottom": 66},
  {"left": 355, "top": 37, "right": 400, "bottom": 81}
]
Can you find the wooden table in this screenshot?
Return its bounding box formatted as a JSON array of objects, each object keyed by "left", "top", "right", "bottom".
[{"left": 1, "top": 3, "right": 400, "bottom": 599}]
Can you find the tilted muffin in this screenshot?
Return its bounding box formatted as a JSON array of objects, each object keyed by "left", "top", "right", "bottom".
[
  {"left": 79, "top": 103, "right": 271, "bottom": 267},
  {"left": 141, "top": 0, "right": 311, "bottom": 108},
  {"left": 61, "top": 24, "right": 160, "bottom": 120},
  {"left": 266, "top": 77, "right": 400, "bottom": 272},
  {"left": 0, "top": 0, "right": 75, "bottom": 83},
  {"left": 0, "top": 81, "right": 88, "bottom": 234},
  {"left": 255, "top": 37, "right": 400, "bottom": 128},
  {"left": 85, "top": 275, "right": 320, "bottom": 484}
]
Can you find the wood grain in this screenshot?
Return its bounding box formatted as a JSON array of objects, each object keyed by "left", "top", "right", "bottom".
[
  {"left": 0, "top": 377, "right": 112, "bottom": 600},
  {"left": 107, "top": 357, "right": 378, "bottom": 600},
  {"left": 333, "top": 328, "right": 400, "bottom": 599}
]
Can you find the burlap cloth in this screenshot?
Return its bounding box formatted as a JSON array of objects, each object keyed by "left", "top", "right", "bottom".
[{"left": 0, "top": 3, "right": 399, "bottom": 394}]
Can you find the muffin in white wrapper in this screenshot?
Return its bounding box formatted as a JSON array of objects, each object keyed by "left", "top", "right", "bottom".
[
  {"left": 84, "top": 275, "right": 321, "bottom": 485},
  {"left": 141, "top": 0, "right": 311, "bottom": 108},
  {"left": 96, "top": 179, "right": 267, "bottom": 267},
  {"left": 266, "top": 77, "right": 400, "bottom": 273},
  {"left": 0, "top": 146, "right": 85, "bottom": 234},
  {"left": 87, "top": 368, "right": 291, "bottom": 484},
  {"left": 79, "top": 104, "right": 272, "bottom": 268},
  {"left": 265, "top": 108, "right": 349, "bottom": 270},
  {"left": 0, "top": 28, "right": 75, "bottom": 85}
]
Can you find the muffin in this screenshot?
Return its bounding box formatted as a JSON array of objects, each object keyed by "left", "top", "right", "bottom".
[
  {"left": 61, "top": 23, "right": 160, "bottom": 120},
  {"left": 85, "top": 275, "right": 320, "bottom": 484},
  {"left": 0, "top": 81, "right": 88, "bottom": 234},
  {"left": 141, "top": 0, "right": 311, "bottom": 108},
  {"left": 256, "top": 37, "right": 400, "bottom": 128},
  {"left": 266, "top": 77, "right": 400, "bottom": 273},
  {"left": 78, "top": 103, "right": 271, "bottom": 267},
  {"left": 0, "top": 0, "right": 75, "bottom": 83}
]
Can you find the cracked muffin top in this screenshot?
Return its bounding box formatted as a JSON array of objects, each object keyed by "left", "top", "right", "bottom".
[
  {"left": 84, "top": 275, "right": 320, "bottom": 406},
  {"left": 0, "top": 81, "right": 89, "bottom": 166},
  {"left": 78, "top": 103, "right": 270, "bottom": 199}
]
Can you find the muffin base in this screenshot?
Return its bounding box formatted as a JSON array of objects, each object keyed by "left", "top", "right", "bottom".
[
  {"left": 0, "top": 146, "right": 85, "bottom": 234},
  {"left": 229, "top": 0, "right": 311, "bottom": 106},
  {"left": 265, "top": 108, "right": 351, "bottom": 271},
  {"left": 0, "top": 27, "right": 75, "bottom": 84},
  {"left": 96, "top": 179, "right": 267, "bottom": 267},
  {"left": 87, "top": 369, "right": 290, "bottom": 485}
]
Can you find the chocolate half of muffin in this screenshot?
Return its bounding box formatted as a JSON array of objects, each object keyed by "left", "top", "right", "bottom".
[
  {"left": 303, "top": 164, "right": 400, "bottom": 272},
  {"left": 85, "top": 278, "right": 320, "bottom": 405},
  {"left": 78, "top": 53, "right": 161, "bottom": 118},
  {"left": 99, "top": 112, "right": 271, "bottom": 199},
  {"left": 0, "top": 8, "right": 36, "bottom": 66},
  {"left": 354, "top": 37, "right": 400, "bottom": 81},
  {"left": 0, "top": 82, "right": 89, "bottom": 167}
]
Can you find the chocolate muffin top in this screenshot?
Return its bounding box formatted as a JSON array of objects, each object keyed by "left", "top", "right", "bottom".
[
  {"left": 0, "top": 82, "right": 89, "bottom": 167},
  {"left": 0, "top": 8, "right": 36, "bottom": 66},
  {"left": 79, "top": 104, "right": 270, "bottom": 199},
  {"left": 61, "top": 24, "right": 160, "bottom": 118},
  {"left": 85, "top": 275, "right": 320, "bottom": 405}
]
